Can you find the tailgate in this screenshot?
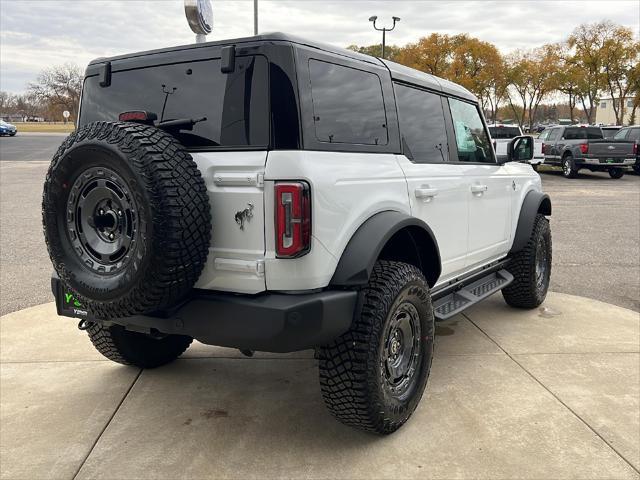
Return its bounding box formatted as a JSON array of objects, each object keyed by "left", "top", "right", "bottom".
[
  {"left": 192, "top": 151, "right": 267, "bottom": 294},
  {"left": 588, "top": 141, "right": 633, "bottom": 157}
]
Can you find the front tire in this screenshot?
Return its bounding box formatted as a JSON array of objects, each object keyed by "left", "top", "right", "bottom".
[
  {"left": 561, "top": 155, "right": 578, "bottom": 178},
  {"left": 502, "top": 214, "right": 552, "bottom": 308},
  {"left": 86, "top": 322, "right": 192, "bottom": 368},
  {"left": 318, "top": 261, "right": 434, "bottom": 434},
  {"left": 608, "top": 168, "right": 624, "bottom": 179}
]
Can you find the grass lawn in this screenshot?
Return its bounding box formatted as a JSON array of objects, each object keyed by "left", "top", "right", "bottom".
[{"left": 14, "top": 122, "right": 75, "bottom": 133}]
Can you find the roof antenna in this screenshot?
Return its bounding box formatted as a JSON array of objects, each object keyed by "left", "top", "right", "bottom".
[{"left": 184, "top": 0, "right": 213, "bottom": 43}]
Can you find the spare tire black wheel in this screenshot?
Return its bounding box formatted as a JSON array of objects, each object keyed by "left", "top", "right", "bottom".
[{"left": 42, "top": 121, "right": 211, "bottom": 319}]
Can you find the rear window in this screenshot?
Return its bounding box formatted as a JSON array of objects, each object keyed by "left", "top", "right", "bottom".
[
  {"left": 488, "top": 126, "right": 521, "bottom": 139},
  {"left": 563, "top": 127, "right": 603, "bottom": 140},
  {"left": 79, "top": 56, "right": 269, "bottom": 149},
  {"left": 601, "top": 128, "right": 620, "bottom": 139},
  {"left": 308, "top": 60, "right": 388, "bottom": 145}
]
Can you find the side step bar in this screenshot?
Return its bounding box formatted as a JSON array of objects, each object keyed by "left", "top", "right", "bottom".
[{"left": 433, "top": 269, "right": 513, "bottom": 321}]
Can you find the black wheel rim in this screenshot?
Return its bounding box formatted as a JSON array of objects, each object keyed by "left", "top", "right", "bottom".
[
  {"left": 381, "top": 302, "right": 422, "bottom": 398},
  {"left": 535, "top": 237, "right": 550, "bottom": 290},
  {"left": 66, "top": 166, "right": 138, "bottom": 274}
]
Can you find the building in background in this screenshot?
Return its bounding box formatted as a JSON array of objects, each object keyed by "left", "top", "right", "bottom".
[{"left": 596, "top": 97, "right": 636, "bottom": 125}]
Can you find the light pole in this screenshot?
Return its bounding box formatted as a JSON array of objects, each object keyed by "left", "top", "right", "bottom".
[
  {"left": 254, "top": 0, "right": 258, "bottom": 35},
  {"left": 369, "top": 15, "right": 400, "bottom": 59}
]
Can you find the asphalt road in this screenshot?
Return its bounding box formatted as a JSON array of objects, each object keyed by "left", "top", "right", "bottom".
[{"left": 1, "top": 134, "right": 639, "bottom": 315}]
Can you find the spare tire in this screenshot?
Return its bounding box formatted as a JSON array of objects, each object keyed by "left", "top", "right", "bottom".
[{"left": 43, "top": 121, "right": 211, "bottom": 319}]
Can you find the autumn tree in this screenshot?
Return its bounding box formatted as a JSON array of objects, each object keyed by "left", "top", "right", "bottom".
[
  {"left": 448, "top": 36, "right": 504, "bottom": 120},
  {"left": 28, "top": 63, "right": 82, "bottom": 123},
  {"left": 393, "top": 33, "right": 467, "bottom": 77},
  {"left": 599, "top": 25, "right": 640, "bottom": 124},
  {"left": 347, "top": 44, "right": 401, "bottom": 61},
  {"left": 505, "top": 45, "right": 559, "bottom": 129}
]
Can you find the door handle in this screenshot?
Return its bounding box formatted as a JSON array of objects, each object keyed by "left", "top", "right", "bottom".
[
  {"left": 415, "top": 187, "right": 439, "bottom": 201},
  {"left": 471, "top": 185, "right": 488, "bottom": 194}
]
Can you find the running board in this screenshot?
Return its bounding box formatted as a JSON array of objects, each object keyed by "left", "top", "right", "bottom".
[{"left": 433, "top": 269, "right": 514, "bottom": 321}]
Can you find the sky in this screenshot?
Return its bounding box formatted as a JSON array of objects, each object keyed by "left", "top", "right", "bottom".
[{"left": 1, "top": 0, "right": 639, "bottom": 94}]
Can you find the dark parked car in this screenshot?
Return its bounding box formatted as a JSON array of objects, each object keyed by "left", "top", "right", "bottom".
[
  {"left": 540, "top": 125, "right": 635, "bottom": 178},
  {"left": 614, "top": 126, "right": 640, "bottom": 174},
  {"left": 0, "top": 120, "right": 17, "bottom": 136}
]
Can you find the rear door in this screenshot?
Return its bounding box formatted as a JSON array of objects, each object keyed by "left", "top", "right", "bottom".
[
  {"left": 80, "top": 52, "right": 271, "bottom": 293},
  {"left": 394, "top": 84, "right": 469, "bottom": 279}
]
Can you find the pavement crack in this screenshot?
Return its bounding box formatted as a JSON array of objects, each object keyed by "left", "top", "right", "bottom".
[
  {"left": 462, "top": 312, "right": 640, "bottom": 475},
  {"left": 71, "top": 368, "right": 143, "bottom": 480}
]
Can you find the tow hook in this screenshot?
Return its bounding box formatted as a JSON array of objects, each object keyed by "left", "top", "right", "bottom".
[
  {"left": 239, "top": 349, "right": 254, "bottom": 357},
  {"left": 77, "top": 319, "right": 94, "bottom": 331}
]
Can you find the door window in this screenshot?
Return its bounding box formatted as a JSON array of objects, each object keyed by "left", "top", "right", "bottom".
[
  {"left": 395, "top": 84, "right": 448, "bottom": 163},
  {"left": 448, "top": 98, "right": 495, "bottom": 163},
  {"left": 308, "top": 60, "right": 388, "bottom": 145}
]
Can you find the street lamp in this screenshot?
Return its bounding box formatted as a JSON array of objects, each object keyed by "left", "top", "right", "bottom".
[{"left": 369, "top": 15, "right": 400, "bottom": 59}]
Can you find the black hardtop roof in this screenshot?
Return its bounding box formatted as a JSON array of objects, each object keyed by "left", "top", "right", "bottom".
[{"left": 89, "top": 32, "right": 476, "bottom": 102}]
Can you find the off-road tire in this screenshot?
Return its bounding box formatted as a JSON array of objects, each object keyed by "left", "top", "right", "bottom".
[
  {"left": 502, "top": 214, "right": 552, "bottom": 308},
  {"left": 86, "top": 322, "right": 192, "bottom": 368},
  {"left": 42, "top": 122, "right": 211, "bottom": 319},
  {"left": 561, "top": 155, "right": 578, "bottom": 178},
  {"left": 318, "top": 261, "right": 434, "bottom": 434},
  {"left": 608, "top": 168, "right": 624, "bottom": 179}
]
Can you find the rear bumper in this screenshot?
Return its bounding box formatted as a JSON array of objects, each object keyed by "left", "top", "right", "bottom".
[
  {"left": 52, "top": 276, "right": 357, "bottom": 353},
  {"left": 580, "top": 157, "right": 635, "bottom": 167}
]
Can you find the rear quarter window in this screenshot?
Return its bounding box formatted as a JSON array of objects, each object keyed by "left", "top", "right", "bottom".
[
  {"left": 79, "top": 56, "right": 269, "bottom": 149},
  {"left": 308, "top": 60, "right": 388, "bottom": 145}
]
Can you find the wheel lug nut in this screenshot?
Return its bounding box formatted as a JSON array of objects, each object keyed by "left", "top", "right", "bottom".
[{"left": 109, "top": 233, "right": 114, "bottom": 240}]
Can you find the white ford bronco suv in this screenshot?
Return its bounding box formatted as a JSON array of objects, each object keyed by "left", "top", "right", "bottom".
[{"left": 43, "top": 33, "right": 552, "bottom": 434}]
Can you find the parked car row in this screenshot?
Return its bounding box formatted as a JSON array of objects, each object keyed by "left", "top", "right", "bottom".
[{"left": 488, "top": 124, "right": 544, "bottom": 169}]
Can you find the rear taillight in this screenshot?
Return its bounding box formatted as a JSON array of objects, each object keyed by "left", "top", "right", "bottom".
[
  {"left": 579, "top": 143, "right": 589, "bottom": 154},
  {"left": 275, "top": 182, "right": 311, "bottom": 258},
  {"left": 541, "top": 142, "right": 546, "bottom": 154},
  {"left": 634, "top": 143, "right": 638, "bottom": 155},
  {"left": 118, "top": 111, "right": 157, "bottom": 123}
]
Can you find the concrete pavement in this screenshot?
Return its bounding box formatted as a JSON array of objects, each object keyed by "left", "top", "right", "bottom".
[{"left": 1, "top": 292, "right": 638, "bottom": 479}]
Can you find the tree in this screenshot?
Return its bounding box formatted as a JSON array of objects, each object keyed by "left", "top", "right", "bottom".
[
  {"left": 505, "top": 45, "right": 559, "bottom": 129},
  {"left": 599, "top": 25, "right": 639, "bottom": 124},
  {"left": 347, "top": 44, "right": 401, "bottom": 61},
  {"left": 393, "top": 33, "right": 465, "bottom": 77},
  {"left": 28, "top": 63, "right": 82, "bottom": 123},
  {"left": 551, "top": 44, "right": 581, "bottom": 123},
  {"left": 448, "top": 36, "right": 504, "bottom": 119}
]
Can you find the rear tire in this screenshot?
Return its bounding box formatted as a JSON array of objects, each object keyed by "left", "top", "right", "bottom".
[
  {"left": 318, "top": 261, "right": 434, "bottom": 434},
  {"left": 86, "top": 322, "right": 192, "bottom": 368},
  {"left": 502, "top": 214, "right": 552, "bottom": 309},
  {"left": 608, "top": 168, "right": 624, "bottom": 179},
  {"left": 633, "top": 165, "right": 640, "bottom": 175},
  {"left": 561, "top": 155, "right": 578, "bottom": 178}
]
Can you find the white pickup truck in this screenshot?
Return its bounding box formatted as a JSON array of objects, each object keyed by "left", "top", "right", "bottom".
[{"left": 489, "top": 124, "right": 544, "bottom": 169}]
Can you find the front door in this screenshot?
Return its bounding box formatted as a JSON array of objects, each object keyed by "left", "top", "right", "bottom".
[{"left": 446, "top": 97, "right": 512, "bottom": 268}]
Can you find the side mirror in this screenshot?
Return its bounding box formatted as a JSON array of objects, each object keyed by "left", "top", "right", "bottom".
[{"left": 507, "top": 135, "right": 534, "bottom": 163}]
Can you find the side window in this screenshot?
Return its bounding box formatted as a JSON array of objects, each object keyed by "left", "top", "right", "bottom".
[
  {"left": 538, "top": 129, "right": 550, "bottom": 141},
  {"left": 448, "top": 97, "right": 495, "bottom": 163},
  {"left": 613, "top": 129, "right": 629, "bottom": 140},
  {"left": 628, "top": 129, "right": 640, "bottom": 142},
  {"left": 308, "top": 60, "right": 388, "bottom": 145},
  {"left": 395, "top": 84, "right": 448, "bottom": 163},
  {"left": 547, "top": 128, "right": 561, "bottom": 141}
]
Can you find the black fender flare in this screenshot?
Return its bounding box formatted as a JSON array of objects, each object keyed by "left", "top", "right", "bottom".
[
  {"left": 509, "top": 190, "right": 552, "bottom": 254},
  {"left": 330, "top": 211, "right": 442, "bottom": 287}
]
